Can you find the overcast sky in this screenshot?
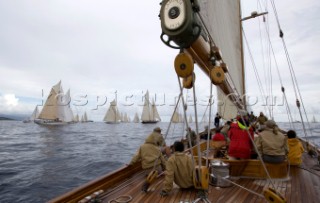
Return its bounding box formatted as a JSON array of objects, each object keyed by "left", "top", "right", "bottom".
[{"left": 0, "top": 0, "right": 319, "bottom": 122}]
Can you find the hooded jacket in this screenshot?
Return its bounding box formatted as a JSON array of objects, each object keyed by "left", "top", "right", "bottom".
[
  {"left": 130, "top": 135, "right": 166, "bottom": 170},
  {"left": 256, "top": 128, "right": 288, "bottom": 156},
  {"left": 228, "top": 122, "right": 254, "bottom": 159},
  {"left": 287, "top": 138, "right": 304, "bottom": 165}
]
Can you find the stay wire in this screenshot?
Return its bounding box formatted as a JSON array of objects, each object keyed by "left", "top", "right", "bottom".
[{"left": 270, "top": 0, "right": 313, "bottom": 138}]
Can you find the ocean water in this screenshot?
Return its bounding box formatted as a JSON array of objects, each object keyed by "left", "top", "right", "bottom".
[{"left": 0, "top": 121, "right": 319, "bottom": 203}]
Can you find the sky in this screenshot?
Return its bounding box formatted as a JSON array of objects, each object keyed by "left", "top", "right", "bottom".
[{"left": 0, "top": 0, "right": 319, "bottom": 122}]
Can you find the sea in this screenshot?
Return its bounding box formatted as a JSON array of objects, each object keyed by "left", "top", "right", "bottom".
[{"left": 0, "top": 121, "right": 319, "bottom": 203}]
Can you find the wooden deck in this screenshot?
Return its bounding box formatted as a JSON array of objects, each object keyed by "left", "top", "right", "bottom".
[
  {"left": 99, "top": 153, "right": 320, "bottom": 203},
  {"left": 48, "top": 140, "right": 320, "bottom": 203}
]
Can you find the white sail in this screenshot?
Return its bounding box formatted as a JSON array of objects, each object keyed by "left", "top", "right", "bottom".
[
  {"left": 141, "top": 90, "right": 161, "bottom": 123},
  {"left": 197, "top": 0, "right": 243, "bottom": 120},
  {"left": 30, "top": 106, "right": 39, "bottom": 121},
  {"left": 63, "top": 89, "right": 74, "bottom": 122},
  {"left": 188, "top": 115, "right": 193, "bottom": 123},
  {"left": 74, "top": 114, "right": 79, "bottom": 122},
  {"left": 83, "top": 112, "right": 88, "bottom": 122},
  {"left": 103, "top": 99, "right": 120, "bottom": 123},
  {"left": 133, "top": 112, "right": 140, "bottom": 123},
  {"left": 172, "top": 111, "right": 180, "bottom": 123},
  {"left": 36, "top": 81, "right": 74, "bottom": 124}
]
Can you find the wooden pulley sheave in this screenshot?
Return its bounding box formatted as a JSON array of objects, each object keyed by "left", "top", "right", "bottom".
[
  {"left": 174, "top": 52, "right": 194, "bottom": 78},
  {"left": 263, "top": 188, "right": 286, "bottom": 203},
  {"left": 183, "top": 73, "right": 196, "bottom": 89},
  {"left": 210, "top": 66, "right": 225, "bottom": 85}
]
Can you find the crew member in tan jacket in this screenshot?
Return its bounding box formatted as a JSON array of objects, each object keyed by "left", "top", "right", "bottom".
[
  {"left": 129, "top": 132, "right": 166, "bottom": 173},
  {"left": 160, "top": 141, "right": 194, "bottom": 196},
  {"left": 255, "top": 120, "right": 288, "bottom": 163}
]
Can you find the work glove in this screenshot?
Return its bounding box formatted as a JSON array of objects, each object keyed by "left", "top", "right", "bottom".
[{"left": 160, "top": 190, "right": 168, "bottom": 197}]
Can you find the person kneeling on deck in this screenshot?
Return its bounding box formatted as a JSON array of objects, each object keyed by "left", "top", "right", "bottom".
[
  {"left": 255, "top": 120, "right": 288, "bottom": 163},
  {"left": 160, "top": 141, "right": 194, "bottom": 196}
]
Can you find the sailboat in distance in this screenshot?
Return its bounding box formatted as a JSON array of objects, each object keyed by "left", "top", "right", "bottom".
[
  {"left": 133, "top": 112, "right": 140, "bottom": 123},
  {"left": 35, "top": 81, "right": 74, "bottom": 125},
  {"left": 140, "top": 90, "right": 161, "bottom": 123},
  {"left": 103, "top": 99, "right": 121, "bottom": 124},
  {"left": 23, "top": 106, "right": 39, "bottom": 123}
]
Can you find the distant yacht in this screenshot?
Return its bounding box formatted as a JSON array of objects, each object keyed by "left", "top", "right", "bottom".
[
  {"left": 141, "top": 90, "right": 161, "bottom": 124},
  {"left": 23, "top": 106, "right": 39, "bottom": 123},
  {"left": 103, "top": 99, "right": 121, "bottom": 124},
  {"left": 133, "top": 112, "right": 140, "bottom": 123},
  {"left": 34, "top": 81, "right": 75, "bottom": 125},
  {"left": 81, "top": 111, "right": 93, "bottom": 123}
]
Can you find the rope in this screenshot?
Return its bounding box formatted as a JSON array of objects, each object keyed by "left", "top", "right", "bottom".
[
  {"left": 108, "top": 195, "right": 132, "bottom": 203},
  {"left": 211, "top": 167, "right": 264, "bottom": 198},
  {"left": 205, "top": 68, "right": 214, "bottom": 167}
]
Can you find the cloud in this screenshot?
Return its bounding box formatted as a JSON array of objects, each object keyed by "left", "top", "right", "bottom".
[{"left": 0, "top": 0, "right": 319, "bottom": 121}]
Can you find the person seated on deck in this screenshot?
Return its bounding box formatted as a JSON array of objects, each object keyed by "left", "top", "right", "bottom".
[
  {"left": 200, "top": 125, "right": 211, "bottom": 140},
  {"left": 185, "top": 127, "right": 197, "bottom": 147},
  {"left": 146, "top": 127, "right": 166, "bottom": 147},
  {"left": 211, "top": 128, "right": 227, "bottom": 158},
  {"left": 255, "top": 112, "right": 268, "bottom": 130},
  {"left": 212, "top": 128, "right": 225, "bottom": 141},
  {"left": 255, "top": 120, "right": 288, "bottom": 163},
  {"left": 160, "top": 141, "right": 194, "bottom": 196},
  {"left": 228, "top": 110, "right": 254, "bottom": 160},
  {"left": 287, "top": 130, "right": 304, "bottom": 165},
  {"left": 129, "top": 132, "right": 166, "bottom": 174}
]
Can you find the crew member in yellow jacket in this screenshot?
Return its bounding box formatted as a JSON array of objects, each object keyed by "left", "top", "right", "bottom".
[
  {"left": 129, "top": 132, "right": 166, "bottom": 173},
  {"left": 287, "top": 130, "right": 304, "bottom": 165},
  {"left": 160, "top": 141, "right": 194, "bottom": 196}
]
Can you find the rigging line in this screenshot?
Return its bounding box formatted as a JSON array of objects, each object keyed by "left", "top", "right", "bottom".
[
  {"left": 261, "top": 17, "right": 296, "bottom": 126},
  {"left": 258, "top": 13, "right": 273, "bottom": 119},
  {"left": 176, "top": 75, "right": 202, "bottom": 184},
  {"left": 191, "top": 73, "right": 202, "bottom": 168},
  {"left": 258, "top": 15, "right": 270, "bottom": 117},
  {"left": 164, "top": 93, "right": 182, "bottom": 140},
  {"left": 270, "top": 0, "right": 313, "bottom": 138},
  {"left": 211, "top": 170, "right": 264, "bottom": 198},
  {"left": 235, "top": 109, "right": 278, "bottom": 192},
  {"left": 282, "top": 39, "right": 313, "bottom": 137},
  {"left": 242, "top": 29, "right": 268, "bottom": 113},
  {"left": 205, "top": 68, "right": 214, "bottom": 167}
]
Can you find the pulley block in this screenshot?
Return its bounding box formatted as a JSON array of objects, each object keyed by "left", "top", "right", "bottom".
[
  {"left": 183, "top": 73, "right": 195, "bottom": 89},
  {"left": 193, "top": 166, "right": 209, "bottom": 190},
  {"left": 174, "top": 52, "right": 194, "bottom": 78},
  {"left": 210, "top": 66, "right": 225, "bottom": 85},
  {"left": 263, "top": 188, "right": 287, "bottom": 203}
]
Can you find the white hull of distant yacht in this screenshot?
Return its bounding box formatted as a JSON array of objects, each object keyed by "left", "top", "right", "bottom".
[{"left": 34, "top": 119, "right": 71, "bottom": 126}]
